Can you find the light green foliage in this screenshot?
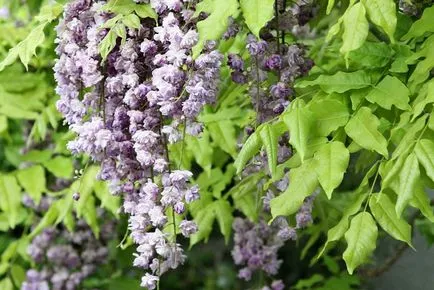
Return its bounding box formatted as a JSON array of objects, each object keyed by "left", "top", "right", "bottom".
[
  {"left": 415, "top": 139, "right": 434, "bottom": 182},
  {"left": 309, "top": 99, "right": 350, "bottom": 137},
  {"left": 361, "top": 0, "right": 397, "bottom": 43},
  {"left": 318, "top": 193, "right": 367, "bottom": 258},
  {"left": 397, "top": 153, "right": 420, "bottom": 217},
  {"left": 340, "top": 3, "right": 369, "bottom": 58},
  {"left": 99, "top": 2, "right": 157, "bottom": 60},
  {"left": 370, "top": 194, "right": 412, "bottom": 246},
  {"left": 348, "top": 42, "right": 394, "bottom": 68},
  {"left": 365, "top": 76, "right": 410, "bottom": 110},
  {"left": 16, "top": 165, "right": 46, "bottom": 205},
  {"left": 314, "top": 141, "right": 349, "bottom": 199},
  {"left": 240, "top": 0, "right": 275, "bottom": 38},
  {"left": 0, "top": 175, "right": 21, "bottom": 228},
  {"left": 296, "top": 70, "right": 372, "bottom": 93},
  {"left": 402, "top": 5, "right": 434, "bottom": 40},
  {"left": 259, "top": 123, "right": 278, "bottom": 177},
  {"left": 344, "top": 107, "right": 388, "bottom": 157},
  {"left": 283, "top": 100, "right": 314, "bottom": 161},
  {"left": 192, "top": 0, "right": 240, "bottom": 57},
  {"left": 343, "top": 212, "right": 378, "bottom": 275},
  {"left": 270, "top": 159, "right": 318, "bottom": 218},
  {"left": 0, "top": 2, "right": 63, "bottom": 71}
]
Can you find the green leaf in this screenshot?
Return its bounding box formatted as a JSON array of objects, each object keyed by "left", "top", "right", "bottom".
[
  {"left": 259, "top": 124, "right": 278, "bottom": 177},
  {"left": 318, "top": 193, "right": 367, "bottom": 258},
  {"left": 122, "top": 14, "right": 141, "bottom": 29},
  {"left": 234, "top": 130, "right": 262, "bottom": 174},
  {"left": 28, "top": 204, "right": 59, "bottom": 239},
  {"left": 10, "top": 265, "right": 25, "bottom": 287},
  {"left": 190, "top": 203, "right": 216, "bottom": 248},
  {"left": 345, "top": 107, "right": 388, "bottom": 157},
  {"left": 370, "top": 194, "right": 412, "bottom": 246},
  {"left": 35, "top": 3, "right": 63, "bottom": 22},
  {"left": 208, "top": 120, "right": 237, "bottom": 157},
  {"left": 381, "top": 154, "right": 407, "bottom": 190},
  {"left": 186, "top": 131, "right": 213, "bottom": 175},
  {"left": 412, "top": 79, "right": 434, "bottom": 121},
  {"left": 391, "top": 115, "right": 427, "bottom": 160},
  {"left": 347, "top": 41, "right": 394, "bottom": 68},
  {"left": 99, "top": 29, "right": 118, "bottom": 61},
  {"left": 0, "top": 115, "right": 7, "bottom": 133},
  {"left": 16, "top": 165, "right": 46, "bottom": 205},
  {"left": 313, "top": 141, "right": 349, "bottom": 199},
  {"left": 365, "top": 76, "right": 410, "bottom": 110},
  {"left": 343, "top": 212, "right": 378, "bottom": 274},
  {"left": 361, "top": 0, "right": 397, "bottom": 42},
  {"left": 296, "top": 70, "right": 371, "bottom": 94},
  {"left": 42, "top": 156, "right": 74, "bottom": 179},
  {"left": 327, "top": 0, "right": 336, "bottom": 14},
  {"left": 410, "top": 181, "right": 434, "bottom": 223},
  {"left": 309, "top": 99, "right": 350, "bottom": 136},
  {"left": 0, "top": 278, "right": 13, "bottom": 290},
  {"left": 192, "top": 0, "right": 240, "bottom": 58},
  {"left": 415, "top": 139, "right": 434, "bottom": 182},
  {"left": 134, "top": 4, "right": 158, "bottom": 20},
  {"left": 402, "top": 6, "right": 434, "bottom": 40},
  {"left": 340, "top": 3, "right": 369, "bottom": 57},
  {"left": 240, "top": 0, "right": 275, "bottom": 38},
  {"left": 0, "top": 23, "right": 46, "bottom": 71},
  {"left": 396, "top": 153, "right": 419, "bottom": 217},
  {"left": 75, "top": 166, "right": 100, "bottom": 217},
  {"left": 283, "top": 101, "right": 314, "bottom": 161},
  {"left": 104, "top": 0, "right": 136, "bottom": 14},
  {"left": 326, "top": 17, "right": 343, "bottom": 42},
  {"left": 94, "top": 180, "right": 120, "bottom": 218},
  {"left": 213, "top": 199, "right": 233, "bottom": 244},
  {"left": 20, "top": 150, "right": 52, "bottom": 163},
  {"left": 82, "top": 195, "right": 100, "bottom": 238},
  {"left": 0, "top": 175, "right": 22, "bottom": 228},
  {"left": 270, "top": 159, "right": 318, "bottom": 218},
  {"left": 229, "top": 173, "right": 263, "bottom": 221}
]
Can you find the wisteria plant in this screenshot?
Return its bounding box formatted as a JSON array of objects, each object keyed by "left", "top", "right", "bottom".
[{"left": 0, "top": 0, "right": 434, "bottom": 289}]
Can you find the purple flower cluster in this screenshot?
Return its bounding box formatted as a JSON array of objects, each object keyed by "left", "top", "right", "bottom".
[
  {"left": 231, "top": 217, "right": 295, "bottom": 286},
  {"left": 296, "top": 190, "right": 318, "bottom": 229},
  {"left": 54, "top": 0, "right": 223, "bottom": 288},
  {"left": 22, "top": 209, "right": 115, "bottom": 290},
  {"left": 233, "top": 35, "right": 313, "bottom": 123}
]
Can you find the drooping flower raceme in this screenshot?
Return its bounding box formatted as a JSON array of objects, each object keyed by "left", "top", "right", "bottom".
[
  {"left": 54, "top": 0, "right": 222, "bottom": 288},
  {"left": 22, "top": 195, "right": 115, "bottom": 290}
]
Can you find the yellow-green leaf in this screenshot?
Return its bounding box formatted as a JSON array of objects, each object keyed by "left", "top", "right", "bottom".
[
  {"left": 343, "top": 212, "right": 378, "bottom": 274},
  {"left": 313, "top": 141, "right": 349, "bottom": 199},
  {"left": 240, "top": 0, "right": 275, "bottom": 38},
  {"left": 345, "top": 107, "right": 388, "bottom": 157},
  {"left": 397, "top": 153, "right": 419, "bottom": 217},
  {"left": 361, "top": 0, "right": 397, "bottom": 42},
  {"left": 340, "top": 3, "right": 369, "bottom": 58},
  {"left": 370, "top": 194, "right": 412, "bottom": 246}
]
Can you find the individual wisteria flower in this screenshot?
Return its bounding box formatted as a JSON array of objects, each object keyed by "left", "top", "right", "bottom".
[{"left": 54, "top": 0, "right": 223, "bottom": 287}]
